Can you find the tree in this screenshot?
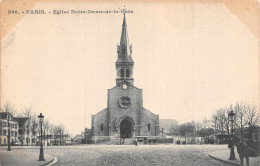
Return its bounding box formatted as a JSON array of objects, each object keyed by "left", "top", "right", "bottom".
[
  {"left": 246, "top": 104, "right": 260, "bottom": 126},
  {"left": 216, "top": 109, "right": 225, "bottom": 144},
  {"left": 49, "top": 124, "right": 54, "bottom": 146},
  {"left": 178, "top": 122, "right": 195, "bottom": 143},
  {"left": 213, "top": 102, "right": 260, "bottom": 142},
  {"left": 2, "top": 102, "right": 15, "bottom": 149},
  {"left": 30, "top": 114, "right": 38, "bottom": 145},
  {"left": 53, "top": 125, "right": 59, "bottom": 145},
  {"left": 44, "top": 119, "right": 49, "bottom": 145},
  {"left": 169, "top": 123, "right": 179, "bottom": 136},
  {"left": 233, "top": 102, "right": 249, "bottom": 139},
  {"left": 2, "top": 102, "right": 15, "bottom": 115},
  {"left": 223, "top": 105, "right": 231, "bottom": 139},
  {"left": 58, "top": 125, "right": 64, "bottom": 145},
  {"left": 24, "top": 106, "right": 32, "bottom": 146},
  {"left": 202, "top": 118, "right": 208, "bottom": 143},
  {"left": 193, "top": 121, "right": 202, "bottom": 134},
  {"left": 199, "top": 118, "right": 215, "bottom": 144}
]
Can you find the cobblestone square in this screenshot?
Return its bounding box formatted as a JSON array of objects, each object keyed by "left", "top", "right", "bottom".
[{"left": 0, "top": 144, "right": 232, "bottom": 166}]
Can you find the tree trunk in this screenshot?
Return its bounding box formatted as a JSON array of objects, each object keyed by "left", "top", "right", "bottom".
[
  {"left": 221, "top": 125, "right": 224, "bottom": 144},
  {"left": 240, "top": 114, "right": 243, "bottom": 140}
]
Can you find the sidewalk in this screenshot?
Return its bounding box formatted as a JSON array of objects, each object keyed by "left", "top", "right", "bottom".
[
  {"left": 0, "top": 147, "right": 55, "bottom": 166},
  {"left": 209, "top": 149, "right": 260, "bottom": 166}
]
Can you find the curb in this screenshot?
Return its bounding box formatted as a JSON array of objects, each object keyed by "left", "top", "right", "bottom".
[
  {"left": 40, "top": 155, "right": 58, "bottom": 166},
  {"left": 208, "top": 154, "right": 239, "bottom": 166}
]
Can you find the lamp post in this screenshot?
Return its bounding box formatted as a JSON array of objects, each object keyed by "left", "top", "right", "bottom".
[
  {"left": 38, "top": 113, "right": 45, "bottom": 161},
  {"left": 228, "top": 110, "right": 236, "bottom": 160},
  {"left": 7, "top": 112, "right": 11, "bottom": 151}
]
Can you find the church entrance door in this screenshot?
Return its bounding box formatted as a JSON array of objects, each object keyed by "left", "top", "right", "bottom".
[{"left": 120, "top": 119, "right": 132, "bottom": 138}]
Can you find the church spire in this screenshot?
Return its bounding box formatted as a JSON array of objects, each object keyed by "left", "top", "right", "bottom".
[
  {"left": 116, "top": 14, "right": 134, "bottom": 86},
  {"left": 118, "top": 13, "right": 132, "bottom": 60}
]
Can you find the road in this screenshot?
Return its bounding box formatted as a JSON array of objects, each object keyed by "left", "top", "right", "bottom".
[{"left": 1, "top": 144, "right": 230, "bottom": 166}]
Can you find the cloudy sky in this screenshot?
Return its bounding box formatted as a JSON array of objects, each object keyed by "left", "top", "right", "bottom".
[{"left": 1, "top": 2, "right": 259, "bottom": 136}]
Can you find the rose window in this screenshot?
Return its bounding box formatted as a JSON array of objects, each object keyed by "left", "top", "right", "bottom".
[{"left": 119, "top": 96, "right": 131, "bottom": 109}]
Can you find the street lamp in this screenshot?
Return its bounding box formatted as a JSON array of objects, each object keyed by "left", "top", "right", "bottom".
[
  {"left": 7, "top": 112, "right": 11, "bottom": 151},
  {"left": 228, "top": 110, "right": 236, "bottom": 160},
  {"left": 38, "top": 113, "right": 45, "bottom": 161}
]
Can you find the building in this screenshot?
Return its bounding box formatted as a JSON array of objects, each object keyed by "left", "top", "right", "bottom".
[
  {"left": 0, "top": 112, "right": 19, "bottom": 145},
  {"left": 244, "top": 125, "right": 260, "bottom": 143},
  {"left": 159, "top": 119, "right": 179, "bottom": 136},
  {"left": 91, "top": 14, "right": 160, "bottom": 143},
  {"left": 13, "top": 117, "right": 29, "bottom": 146},
  {"left": 73, "top": 132, "right": 85, "bottom": 144},
  {"left": 252, "top": 128, "right": 260, "bottom": 142}
]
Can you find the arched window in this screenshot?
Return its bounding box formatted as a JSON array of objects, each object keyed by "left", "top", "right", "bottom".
[
  {"left": 148, "top": 124, "right": 151, "bottom": 132},
  {"left": 101, "top": 124, "right": 104, "bottom": 132},
  {"left": 126, "top": 69, "right": 130, "bottom": 77},
  {"left": 120, "top": 69, "right": 124, "bottom": 77}
]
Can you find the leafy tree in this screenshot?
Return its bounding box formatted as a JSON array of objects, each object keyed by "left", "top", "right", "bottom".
[{"left": 178, "top": 122, "right": 195, "bottom": 143}]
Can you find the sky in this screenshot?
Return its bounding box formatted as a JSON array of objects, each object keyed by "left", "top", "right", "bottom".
[{"left": 1, "top": 2, "right": 259, "bottom": 136}]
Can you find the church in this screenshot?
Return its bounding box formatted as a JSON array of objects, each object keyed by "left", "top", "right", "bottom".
[{"left": 91, "top": 14, "right": 160, "bottom": 143}]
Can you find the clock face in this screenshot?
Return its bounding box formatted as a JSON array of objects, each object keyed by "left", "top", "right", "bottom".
[
  {"left": 119, "top": 96, "right": 131, "bottom": 109},
  {"left": 122, "top": 84, "right": 127, "bottom": 89}
]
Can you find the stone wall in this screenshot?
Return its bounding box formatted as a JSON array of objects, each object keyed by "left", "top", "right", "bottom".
[
  {"left": 140, "top": 108, "right": 160, "bottom": 136},
  {"left": 91, "top": 108, "right": 109, "bottom": 136}
]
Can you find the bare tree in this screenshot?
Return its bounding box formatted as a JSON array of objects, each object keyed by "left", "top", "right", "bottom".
[
  {"left": 211, "top": 112, "right": 218, "bottom": 139},
  {"left": 223, "top": 105, "right": 231, "bottom": 138},
  {"left": 24, "top": 106, "right": 32, "bottom": 146},
  {"left": 30, "top": 114, "right": 38, "bottom": 145},
  {"left": 246, "top": 104, "right": 260, "bottom": 126},
  {"left": 53, "top": 125, "right": 59, "bottom": 145},
  {"left": 212, "top": 102, "right": 259, "bottom": 143},
  {"left": 234, "top": 102, "right": 249, "bottom": 139},
  {"left": 58, "top": 125, "right": 64, "bottom": 145},
  {"left": 49, "top": 124, "right": 54, "bottom": 146},
  {"left": 193, "top": 121, "right": 202, "bottom": 135},
  {"left": 202, "top": 118, "right": 209, "bottom": 143},
  {"left": 2, "top": 102, "right": 15, "bottom": 149},
  {"left": 44, "top": 119, "right": 49, "bottom": 145},
  {"left": 2, "top": 102, "right": 15, "bottom": 115},
  {"left": 169, "top": 123, "right": 179, "bottom": 136},
  {"left": 216, "top": 109, "right": 226, "bottom": 144}
]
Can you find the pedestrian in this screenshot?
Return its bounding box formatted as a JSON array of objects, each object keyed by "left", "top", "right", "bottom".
[{"left": 135, "top": 138, "right": 138, "bottom": 146}]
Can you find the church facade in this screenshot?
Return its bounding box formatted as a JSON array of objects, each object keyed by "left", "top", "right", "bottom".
[{"left": 91, "top": 15, "right": 160, "bottom": 143}]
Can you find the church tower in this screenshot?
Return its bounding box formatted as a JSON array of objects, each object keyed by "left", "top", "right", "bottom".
[
  {"left": 116, "top": 14, "right": 134, "bottom": 86},
  {"left": 91, "top": 14, "right": 160, "bottom": 143}
]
